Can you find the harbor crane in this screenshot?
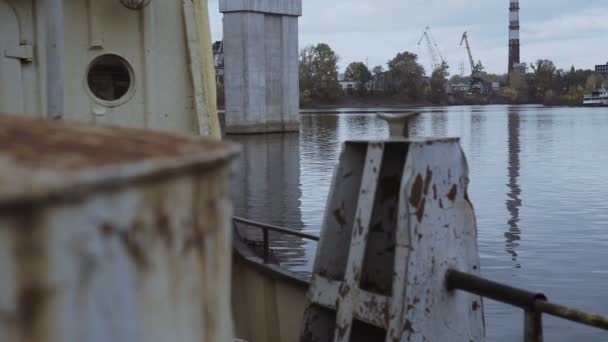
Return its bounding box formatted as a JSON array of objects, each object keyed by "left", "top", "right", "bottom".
[
  {"left": 418, "top": 27, "right": 448, "bottom": 72},
  {"left": 460, "top": 32, "right": 485, "bottom": 94}
]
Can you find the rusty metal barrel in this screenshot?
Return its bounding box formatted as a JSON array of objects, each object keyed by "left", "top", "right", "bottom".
[{"left": 0, "top": 115, "right": 239, "bottom": 342}]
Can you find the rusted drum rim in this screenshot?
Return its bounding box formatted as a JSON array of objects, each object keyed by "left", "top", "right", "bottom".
[{"left": 0, "top": 114, "right": 240, "bottom": 209}]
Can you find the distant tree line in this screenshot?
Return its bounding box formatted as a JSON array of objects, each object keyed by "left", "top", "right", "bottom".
[
  {"left": 504, "top": 61, "right": 604, "bottom": 105},
  {"left": 299, "top": 42, "right": 604, "bottom": 107}
]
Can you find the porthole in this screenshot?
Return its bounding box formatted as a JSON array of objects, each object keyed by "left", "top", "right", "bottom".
[{"left": 86, "top": 54, "right": 134, "bottom": 106}]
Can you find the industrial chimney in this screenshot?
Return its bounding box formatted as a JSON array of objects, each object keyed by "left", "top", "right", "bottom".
[{"left": 509, "top": 0, "right": 520, "bottom": 74}]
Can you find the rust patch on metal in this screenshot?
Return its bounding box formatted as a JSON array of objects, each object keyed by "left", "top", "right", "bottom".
[
  {"left": 383, "top": 299, "right": 392, "bottom": 325},
  {"left": 120, "top": 223, "right": 150, "bottom": 270},
  {"left": 416, "top": 199, "right": 426, "bottom": 222},
  {"left": 99, "top": 223, "right": 116, "bottom": 237},
  {"left": 183, "top": 225, "right": 205, "bottom": 256},
  {"left": 155, "top": 213, "right": 174, "bottom": 249},
  {"left": 447, "top": 185, "right": 458, "bottom": 202},
  {"left": 357, "top": 217, "right": 364, "bottom": 235},
  {"left": 423, "top": 167, "right": 433, "bottom": 195},
  {"left": 333, "top": 208, "right": 346, "bottom": 226},
  {"left": 339, "top": 283, "right": 351, "bottom": 298},
  {"left": 409, "top": 174, "right": 424, "bottom": 207},
  {"left": 0, "top": 114, "right": 231, "bottom": 170},
  {"left": 403, "top": 319, "right": 414, "bottom": 332},
  {"left": 17, "top": 286, "right": 51, "bottom": 330}
]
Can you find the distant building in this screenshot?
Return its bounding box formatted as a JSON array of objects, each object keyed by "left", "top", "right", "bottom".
[
  {"left": 212, "top": 41, "right": 224, "bottom": 84},
  {"left": 371, "top": 71, "right": 396, "bottom": 93},
  {"left": 338, "top": 73, "right": 357, "bottom": 94},
  {"left": 450, "top": 83, "right": 469, "bottom": 94},
  {"left": 596, "top": 63, "right": 608, "bottom": 76}
]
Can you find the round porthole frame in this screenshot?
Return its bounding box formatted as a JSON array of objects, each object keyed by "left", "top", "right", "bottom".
[{"left": 85, "top": 53, "right": 136, "bottom": 108}]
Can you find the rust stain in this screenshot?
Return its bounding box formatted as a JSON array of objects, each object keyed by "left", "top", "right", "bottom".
[
  {"left": 0, "top": 114, "right": 229, "bottom": 170},
  {"left": 423, "top": 167, "right": 433, "bottom": 195},
  {"left": 155, "top": 213, "right": 174, "bottom": 249},
  {"left": 333, "top": 208, "right": 346, "bottom": 226},
  {"left": 403, "top": 319, "right": 414, "bottom": 332},
  {"left": 120, "top": 224, "right": 150, "bottom": 270},
  {"left": 99, "top": 223, "right": 116, "bottom": 237},
  {"left": 339, "top": 283, "right": 351, "bottom": 298},
  {"left": 416, "top": 198, "right": 426, "bottom": 222},
  {"left": 409, "top": 174, "right": 424, "bottom": 207},
  {"left": 447, "top": 185, "right": 458, "bottom": 202},
  {"left": 17, "top": 286, "right": 50, "bottom": 330},
  {"left": 383, "top": 299, "right": 391, "bottom": 325}
]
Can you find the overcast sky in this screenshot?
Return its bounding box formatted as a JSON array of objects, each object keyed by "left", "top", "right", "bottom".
[{"left": 208, "top": 0, "right": 608, "bottom": 75}]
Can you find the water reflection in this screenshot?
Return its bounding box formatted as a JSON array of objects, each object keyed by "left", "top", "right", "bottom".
[
  {"left": 430, "top": 108, "right": 448, "bottom": 136},
  {"left": 229, "top": 133, "right": 308, "bottom": 272},
  {"left": 505, "top": 108, "right": 522, "bottom": 266}
]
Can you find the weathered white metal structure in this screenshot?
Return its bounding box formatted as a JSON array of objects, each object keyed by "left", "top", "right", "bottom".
[
  {"left": 301, "top": 138, "right": 484, "bottom": 341},
  {"left": 0, "top": 0, "right": 220, "bottom": 137},
  {"left": 220, "top": 0, "right": 302, "bottom": 134},
  {"left": 0, "top": 114, "right": 238, "bottom": 341}
]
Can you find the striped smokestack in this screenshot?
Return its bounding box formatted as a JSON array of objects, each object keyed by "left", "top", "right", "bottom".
[{"left": 509, "top": 0, "right": 520, "bottom": 74}]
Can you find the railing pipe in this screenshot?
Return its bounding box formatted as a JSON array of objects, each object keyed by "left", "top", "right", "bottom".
[
  {"left": 233, "top": 217, "right": 320, "bottom": 241},
  {"left": 446, "top": 269, "right": 546, "bottom": 310},
  {"left": 533, "top": 301, "right": 608, "bottom": 330},
  {"left": 446, "top": 269, "right": 608, "bottom": 332}
]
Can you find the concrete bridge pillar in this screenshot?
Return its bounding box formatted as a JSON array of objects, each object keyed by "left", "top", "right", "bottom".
[{"left": 220, "top": 0, "right": 302, "bottom": 134}]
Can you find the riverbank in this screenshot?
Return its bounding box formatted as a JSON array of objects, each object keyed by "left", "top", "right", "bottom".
[{"left": 300, "top": 94, "right": 544, "bottom": 110}]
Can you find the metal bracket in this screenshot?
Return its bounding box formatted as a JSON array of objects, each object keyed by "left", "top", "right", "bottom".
[{"left": 5, "top": 45, "right": 34, "bottom": 62}]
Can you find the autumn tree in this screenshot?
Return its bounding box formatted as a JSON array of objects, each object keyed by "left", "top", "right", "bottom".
[
  {"left": 429, "top": 62, "right": 449, "bottom": 104},
  {"left": 299, "top": 43, "right": 342, "bottom": 105},
  {"left": 531, "top": 59, "right": 557, "bottom": 100},
  {"left": 387, "top": 51, "right": 426, "bottom": 102},
  {"left": 345, "top": 62, "right": 372, "bottom": 96}
]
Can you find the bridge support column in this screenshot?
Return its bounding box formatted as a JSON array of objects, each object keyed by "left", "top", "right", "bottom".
[{"left": 220, "top": 0, "right": 302, "bottom": 134}]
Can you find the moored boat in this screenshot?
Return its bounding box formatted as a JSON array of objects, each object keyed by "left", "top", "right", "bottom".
[{"left": 583, "top": 88, "right": 608, "bottom": 106}]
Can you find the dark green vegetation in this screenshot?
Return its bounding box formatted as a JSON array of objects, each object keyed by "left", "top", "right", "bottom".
[{"left": 299, "top": 43, "right": 604, "bottom": 108}]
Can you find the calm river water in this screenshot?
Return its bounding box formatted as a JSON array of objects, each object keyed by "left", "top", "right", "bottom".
[{"left": 229, "top": 105, "right": 608, "bottom": 341}]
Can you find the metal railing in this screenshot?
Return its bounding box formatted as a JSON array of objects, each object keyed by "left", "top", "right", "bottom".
[
  {"left": 233, "top": 217, "right": 319, "bottom": 263},
  {"left": 233, "top": 217, "right": 608, "bottom": 341},
  {"left": 446, "top": 270, "right": 608, "bottom": 341}
]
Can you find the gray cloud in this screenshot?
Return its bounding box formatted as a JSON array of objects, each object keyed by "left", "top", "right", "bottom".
[{"left": 208, "top": 0, "right": 608, "bottom": 74}]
